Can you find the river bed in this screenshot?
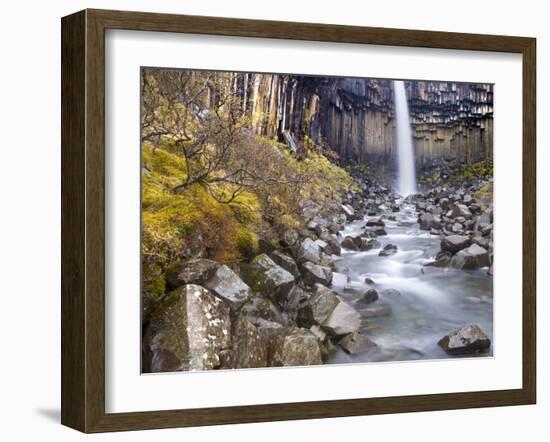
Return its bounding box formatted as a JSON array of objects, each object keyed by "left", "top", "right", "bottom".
[{"left": 327, "top": 202, "right": 493, "bottom": 364}]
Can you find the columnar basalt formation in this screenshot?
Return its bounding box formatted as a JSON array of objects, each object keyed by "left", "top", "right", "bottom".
[{"left": 208, "top": 73, "right": 493, "bottom": 168}]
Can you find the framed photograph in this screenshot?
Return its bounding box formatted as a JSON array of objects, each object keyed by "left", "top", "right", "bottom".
[{"left": 61, "top": 9, "right": 536, "bottom": 433}]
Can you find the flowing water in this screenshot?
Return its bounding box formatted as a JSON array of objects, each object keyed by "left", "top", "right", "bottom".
[
  {"left": 394, "top": 80, "right": 417, "bottom": 196},
  {"left": 327, "top": 203, "right": 493, "bottom": 364}
]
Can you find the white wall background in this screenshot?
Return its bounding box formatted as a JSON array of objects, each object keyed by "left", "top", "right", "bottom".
[{"left": 0, "top": 0, "right": 546, "bottom": 440}]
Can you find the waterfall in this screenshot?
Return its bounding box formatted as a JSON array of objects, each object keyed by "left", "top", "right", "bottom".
[{"left": 393, "top": 80, "right": 417, "bottom": 196}]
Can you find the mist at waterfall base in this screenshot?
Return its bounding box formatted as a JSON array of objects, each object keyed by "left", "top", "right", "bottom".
[{"left": 394, "top": 80, "right": 417, "bottom": 196}]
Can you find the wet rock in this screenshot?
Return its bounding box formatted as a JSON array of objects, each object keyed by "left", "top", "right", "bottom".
[
  {"left": 438, "top": 325, "right": 491, "bottom": 355},
  {"left": 356, "top": 288, "right": 379, "bottom": 304},
  {"left": 441, "top": 235, "right": 471, "bottom": 254},
  {"left": 364, "top": 277, "right": 376, "bottom": 285},
  {"left": 341, "top": 236, "right": 359, "bottom": 251},
  {"left": 360, "top": 304, "right": 392, "bottom": 318},
  {"left": 269, "top": 250, "right": 300, "bottom": 279},
  {"left": 338, "top": 332, "right": 377, "bottom": 355},
  {"left": 293, "top": 238, "right": 322, "bottom": 264},
  {"left": 143, "top": 284, "right": 231, "bottom": 372},
  {"left": 449, "top": 244, "right": 490, "bottom": 270},
  {"left": 301, "top": 261, "right": 333, "bottom": 286},
  {"left": 379, "top": 243, "right": 398, "bottom": 257},
  {"left": 165, "top": 258, "right": 219, "bottom": 290},
  {"left": 205, "top": 265, "right": 252, "bottom": 311},
  {"left": 365, "top": 226, "right": 387, "bottom": 236},
  {"left": 341, "top": 204, "right": 355, "bottom": 220},
  {"left": 424, "top": 251, "right": 452, "bottom": 268},
  {"left": 381, "top": 288, "right": 401, "bottom": 296},
  {"left": 365, "top": 217, "right": 385, "bottom": 227}
]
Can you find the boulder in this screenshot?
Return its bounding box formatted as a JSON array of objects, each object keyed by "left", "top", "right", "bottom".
[
  {"left": 301, "top": 262, "right": 333, "bottom": 286},
  {"left": 441, "top": 235, "right": 471, "bottom": 254},
  {"left": 381, "top": 288, "right": 401, "bottom": 296},
  {"left": 220, "top": 315, "right": 268, "bottom": 369},
  {"left": 143, "top": 284, "right": 231, "bottom": 372},
  {"left": 281, "top": 229, "right": 300, "bottom": 248},
  {"left": 261, "top": 327, "right": 322, "bottom": 367},
  {"left": 438, "top": 325, "right": 491, "bottom": 355},
  {"left": 358, "top": 288, "right": 379, "bottom": 304},
  {"left": 205, "top": 265, "right": 252, "bottom": 311},
  {"left": 245, "top": 254, "right": 295, "bottom": 303},
  {"left": 338, "top": 332, "right": 377, "bottom": 355},
  {"left": 449, "top": 244, "right": 490, "bottom": 270},
  {"left": 241, "top": 293, "right": 286, "bottom": 326},
  {"left": 293, "top": 238, "right": 322, "bottom": 264},
  {"left": 165, "top": 258, "right": 219, "bottom": 290},
  {"left": 323, "top": 301, "right": 362, "bottom": 336},
  {"left": 331, "top": 272, "right": 349, "bottom": 288},
  {"left": 379, "top": 244, "right": 398, "bottom": 257},
  {"left": 269, "top": 250, "right": 300, "bottom": 279},
  {"left": 451, "top": 204, "right": 473, "bottom": 219},
  {"left": 419, "top": 213, "right": 433, "bottom": 231},
  {"left": 341, "top": 236, "right": 359, "bottom": 251},
  {"left": 424, "top": 252, "right": 452, "bottom": 269},
  {"left": 297, "top": 285, "right": 340, "bottom": 328},
  {"left": 365, "top": 217, "right": 385, "bottom": 227}
]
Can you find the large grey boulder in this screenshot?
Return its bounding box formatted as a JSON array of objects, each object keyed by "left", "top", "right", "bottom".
[
  {"left": 269, "top": 250, "right": 300, "bottom": 278},
  {"left": 438, "top": 325, "right": 491, "bottom": 355},
  {"left": 293, "top": 238, "right": 322, "bottom": 264},
  {"left": 419, "top": 213, "right": 433, "bottom": 231},
  {"left": 165, "top": 258, "right": 219, "bottom": 290},
  {"left": 449, "top": 243, "right": 491, "bottom": 270},
  {"left": 143, "top": 284, "right": 231, "bottom": 372},
  {"left": 245, "top": 254, "right": 295, "bottom": 302},
  {"left": 301, "top": 261, "right": 333, "bottom": 286},
  {"left": 261, "top": 327, "right": 322, "bottom": 367},
  {"left": 220, "top": 315, "right": 268, "bottom": 369},
  {"left": 323, "top": 301, "right": 362, "bottom": 336},
  {"left": 441, "top": 235, "right": 472, "bottom": 254},
  {"left": 451, "top": 204, "right": 473, "bottom": 219},
  {"left": 205, "top": 265, "right": 252, "bottom": 311}
]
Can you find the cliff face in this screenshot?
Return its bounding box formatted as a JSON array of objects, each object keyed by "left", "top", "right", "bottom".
[{"left": 221, "top": 73, "right": 493, "bottom": 169}]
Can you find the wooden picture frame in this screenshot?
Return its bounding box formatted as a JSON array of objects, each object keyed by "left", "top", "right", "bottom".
[{"left": 61, "top": 8, "right": 536, "bottom": 433}]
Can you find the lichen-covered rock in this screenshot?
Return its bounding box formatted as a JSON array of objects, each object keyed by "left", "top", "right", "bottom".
[
  {"left": 220, "top": 315, "right": 268, "bottom": 369},
  {"left": 293, "top": 238, "right": 322, "bottom": 264},
  {"left": 301, "top": 261, "right": 333, "bottom": 286},
  {"left": 262, "top": 327, "right": 323, "bottom": 367},
  {"left": 205, "top": 265, "right": 252, "bottom": 311},
  {"left": 338, "top": 332, "right": 377, "bottom": 355},
  {"left": 438, "top": 325, "right": 491, "bottom": 355},
  {"left": 165, "top": 258, "right": 219, "bottom": 290},
  {"left": 143, "top": 284, "right": 231, "bottom": 373},
  {"left": 441, "top": 235, "right": 472, "bottom": 254},
  {"left": 245, "top": 254, "right": 295, "bottom": 303},
  {"left": 281, "top": 229, "right": 299, "bottom": 248},
  {"left": 451, "top": 204, "right": 473, "bottom": 219}
]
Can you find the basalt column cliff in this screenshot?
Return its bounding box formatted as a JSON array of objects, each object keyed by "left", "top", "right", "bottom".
[{"left": 234, "top": 74, "right": 493, "bottom": 169}]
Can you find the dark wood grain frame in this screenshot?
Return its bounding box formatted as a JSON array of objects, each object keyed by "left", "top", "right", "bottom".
[{"left": 61, "top": 8, "right": 537, "bottom": 433}]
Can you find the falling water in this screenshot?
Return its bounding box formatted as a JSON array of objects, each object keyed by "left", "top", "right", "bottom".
[{"left": 394, "top": 80, "right": 417, "bottom": 196}]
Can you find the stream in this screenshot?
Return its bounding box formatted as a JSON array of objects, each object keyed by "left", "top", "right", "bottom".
[{"left": 327, "top": 201, "right": 493, "bottom": 364}]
